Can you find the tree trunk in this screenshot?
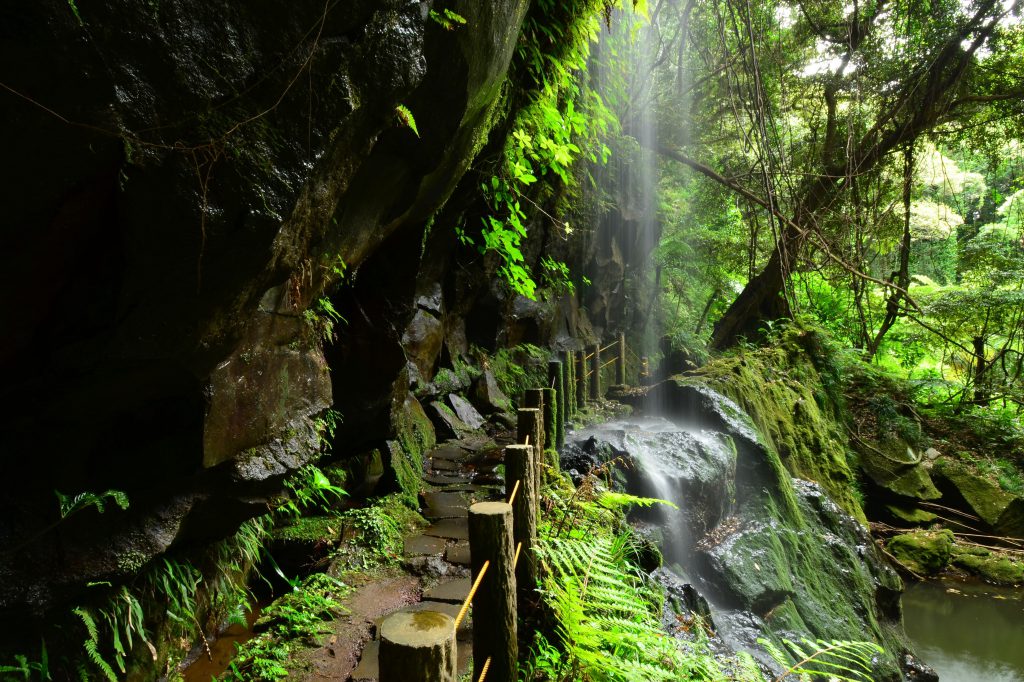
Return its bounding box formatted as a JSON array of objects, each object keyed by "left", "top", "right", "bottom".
[{"left": 973, "top": 335, "right": 990, "bottom": 407}]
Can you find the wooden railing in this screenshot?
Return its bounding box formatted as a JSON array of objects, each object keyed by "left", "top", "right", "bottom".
[{"left": 379, "top": 336, "right": 634, "bottom": 681}]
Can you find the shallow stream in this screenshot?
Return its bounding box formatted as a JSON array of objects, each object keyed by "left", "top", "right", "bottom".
[{"left": 903, "top": 579, "right": 1024, "bottom": 681}]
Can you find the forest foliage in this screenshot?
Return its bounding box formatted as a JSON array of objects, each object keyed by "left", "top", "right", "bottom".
[{"left": 637, "top": 0, "right": 1023, "bottom": 427}]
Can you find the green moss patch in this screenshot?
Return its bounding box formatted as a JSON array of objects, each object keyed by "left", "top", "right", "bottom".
[
  {"left": 950, "top": 545, "right": 1024, "bottom": 585},
  {"left": 685, "top": 330, "right": 865, "bottom": 522},
  {"left": 886, "top": 529, "right": 955, "bottom": 575}
]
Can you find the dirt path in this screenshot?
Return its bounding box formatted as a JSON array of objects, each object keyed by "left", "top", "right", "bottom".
[
  {"left": 293, "top": 572, "right": 420, "bottom": 680},
  {"left": 301, "top": 433, "right": 507, "bottom": 681}
]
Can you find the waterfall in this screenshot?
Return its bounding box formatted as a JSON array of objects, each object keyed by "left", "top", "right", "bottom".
[{"left": 570, "top": 415, "right": 737, "bottom": 569}]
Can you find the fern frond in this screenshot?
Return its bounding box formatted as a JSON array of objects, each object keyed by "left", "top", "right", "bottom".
[
  {"left": 83, "top": 639, "right": 118, "bottom": 682},
  {"left": 597, "top": 490, "right": 678, "bottom": 511},
  {"left": 760, "top": 637, "right": 883, "bottom": 682}
]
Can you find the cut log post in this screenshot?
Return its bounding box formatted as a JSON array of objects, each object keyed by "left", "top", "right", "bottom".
[
  {"left": 541, "top": 386, "right": 559, "bottom": 456},
  {"left": 616, "top": 332, "right": 626, "bottom": 385},
  {"left": 523, "top": 389, "right": 546, "bottom": 457},
  {"left": 468, "top": 502, "right": 517, "bottom": 682},
  {"left": 517, "top": 408, "right": 543, "bottom": 505},
  {"left": 589, "top": 343, "right": 601, "bottom": 400},
  {"left": 575, "top": 350, "right": 588, "bottom": 408},
  {"left": 379, "top": 610, "right": 458, "bottom": 682},
  {"left": 547, "top": 360, "right": 564, "bottom": 448},
  {"left": 504, "top": 444, "right": 537, "bottom": 593},
  {"left": 560, "top": 350, "right": 576, "bottom": 419}
]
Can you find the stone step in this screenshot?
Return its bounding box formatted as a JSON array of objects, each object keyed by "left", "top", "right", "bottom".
[
  {"left": 445, "top": 541, "right": 471, "bottom": 566},
  {"left": 423, "top": 518, "right": 469, "bottom": 541},
  {"left": 424, "top": 472, "right": 472, "bottom": 486},
  {"left": 402, "top": 534, "right": 447, "bottom": 558},
  {"left": 350, "top": 639, "right": 379, "bottom": 681},
  {"left": 422, "top": 577, "right": 472, "bottom": 604}
]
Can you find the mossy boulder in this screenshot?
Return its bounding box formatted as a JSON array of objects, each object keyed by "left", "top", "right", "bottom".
[
  {"left": 660, "top": 334, "right": 865, "bottom": 523},
  {"left": 933, "top": 460, "right": 1024, "bottom": 539},
  {"left": 884, "top": 503, "right": 938, "bottom": 525},
  {"left": 858, "top": 439, "right": 941, "bottom": 501},
  {"left": 886, "top": 530, "right": 955, "bottom": 576},
  {"left": 384, "top": 394, "right": 436, "bottom": 505},
  {"left": 950, "top": 545, "right": 1024, "bottom": 585},
  {"left": 698, "top": 480, "right": 908, "bottom": 681}
]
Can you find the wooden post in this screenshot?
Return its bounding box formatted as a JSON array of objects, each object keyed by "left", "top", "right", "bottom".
[
  {"left": 541, "top": 386, "right": 559, "bottom": 454},
  {"left": 379, "top": 610, "right": 458, "bottom": 682},
  {"left": 616, "top": 332, "right": 626, "bottom": 385},
  {"left": 589, "top": 343, "right": 601, "bottom": 400},
  {"left": 468, "top": 502, "right": 517, "bottom": 682},
  {"left": 524, "top": 389, "right": 546, "bottom": 456},
  {"left": 504, "top": 444, "right": 537, "bottom": 593},
  {"left": 517, "top": 408, "right": 543, "bottom": 501},
  {"left": 561, "top": 350, "right": 576, "bottom": 419},
  {"left": 547, "top": 360, "right": 565, "bottom": 446},
  {"left": 575, "top": 350, "right": 588, "bottom": 407}
]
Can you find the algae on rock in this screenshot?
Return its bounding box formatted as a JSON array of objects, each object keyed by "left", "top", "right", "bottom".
[
  {"left": 886, "top": 530, "right": 955, "bottom": 576},
  {"left": 679, "top": 331, "right": 866, "bottom": 523}
]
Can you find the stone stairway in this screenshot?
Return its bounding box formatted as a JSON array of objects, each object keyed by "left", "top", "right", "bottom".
[{"left": 348, "top": 433, "right": 508, "bottom": 681}]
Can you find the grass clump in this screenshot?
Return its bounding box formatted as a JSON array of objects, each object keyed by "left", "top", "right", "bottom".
[{"left": 221, "top": 573, "right": 349, "bottom": 681}]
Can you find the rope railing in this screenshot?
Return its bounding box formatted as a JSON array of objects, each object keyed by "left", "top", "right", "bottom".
[
  {"left": 507, "top": 479, "right": 520, "bottom": 506},
  {"left": 599, "top": 340, "right": 618, "bottom": 354},
  {"left": 477, "top": 656, "right": 493, "bottom": 682},
  {"left": 454, "top": 559, "right": 490, "bottom": 628}
]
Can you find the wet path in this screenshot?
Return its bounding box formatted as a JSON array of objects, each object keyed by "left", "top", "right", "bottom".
[{"left": 302, "top": 433, "right": 507, "bottom": 681}]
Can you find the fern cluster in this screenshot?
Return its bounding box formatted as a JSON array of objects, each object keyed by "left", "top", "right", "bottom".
[{"left": 532, "top": 534, "right": 725, "bottom": 682}]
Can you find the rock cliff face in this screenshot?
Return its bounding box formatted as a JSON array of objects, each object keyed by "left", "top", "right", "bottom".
[{"left": 0, "top": 0, "right": 534, "bottom": 613}]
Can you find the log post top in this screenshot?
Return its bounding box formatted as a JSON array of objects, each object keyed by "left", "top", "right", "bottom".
[
  {"left": 381, "top": 610, "right": 456, "bottom": 648},
  {"left": 469, "top": 501, "right": 513, "bottom": 516}
]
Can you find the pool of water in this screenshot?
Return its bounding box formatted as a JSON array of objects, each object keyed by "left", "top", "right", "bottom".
[{"left": 903, "top": 580, "right": 1024, "bottom": 681}]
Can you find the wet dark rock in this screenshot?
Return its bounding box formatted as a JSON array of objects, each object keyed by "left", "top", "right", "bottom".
[
  {"left": 471, "top": 370, "right": 511, "bottom": 415},
  {"left": 901, "top": 653, "right": 939, "bottom": 681},
  {"left": 560, "top": 435, "right": 629, "bottom": 485},
  {"left": 447, "top": 394, "right": 485, "bottom": 430},
  {"left": 600, "top": 391, "right": 912, "bottom": 680},
  {"left": 0, "top": 0, "right": 533, "bottom": 617},
  {"left": 428, "top": 400, "right": 472, "bottom": 440},
  {"left": 402, "top": 309, "right": 445, "bottom": 385},
  {"left": 653, "top": 568, "right": 715, "bottom": 628}
]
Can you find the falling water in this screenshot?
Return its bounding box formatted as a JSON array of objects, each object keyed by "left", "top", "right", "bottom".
[
  {"left": 587, "top": 10, "right": 663, "bottom": 399},
  {"left": 570, "top": 415, "right": 737, "bottom": 569}
]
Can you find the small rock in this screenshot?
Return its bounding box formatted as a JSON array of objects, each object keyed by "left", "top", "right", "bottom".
[
  {"left": 404, "top": 555, "right": 454, "bottom": 578},
  {"left": 471, "top": 370, "right": 510, "bottom": 415},
  {"left": 925, "top": 447, "right": 941, "bottom": 460},
  {"left": 427, "top": 400, "right": 471, "bottom": 440},
  {"left": 447, "top": 394, "right": 485, "bottom": 430}
]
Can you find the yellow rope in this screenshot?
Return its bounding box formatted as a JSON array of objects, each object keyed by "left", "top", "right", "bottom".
[
  {"left": 454, "top": 560, "right": 489, "bottom": 628},
  {"left": 599, "top": 340, "right": 618, "bottom": 353},
  {"left": 513, "top": 541, "right": 523, "bottom": 568},
  {"left": 507, "top": 479, "right": 520, "bottom": 506},
  {"left": 601, "top": 356, "right": 617, "bottom": 370},
  {"left": 477, "top": 656, "right": 493, "bottom": 682}
]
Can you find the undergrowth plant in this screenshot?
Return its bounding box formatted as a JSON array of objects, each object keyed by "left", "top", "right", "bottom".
[
  {"left": 532, "top": 534, "right": 725, "bottom": 681},
  {"left": 464, "top": 0, "right": 633, "bottom": 298},
  {"left": 761, "top": 638, "right": 882, "bottom": 682},
  {"left": 280, "top": 464, "right": 347, "bottom": 518},
  {"left": 222, "top": 573, "right": 350, "bottom": 681},
  {"left": 342, "top": 502, "right": 403, "bottom": 559}
]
